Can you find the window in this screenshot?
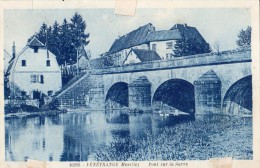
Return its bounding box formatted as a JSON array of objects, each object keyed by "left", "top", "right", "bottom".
[
  {"left": 34, "top": 47, "right": 39, "bottom": 53},
  {"left": 166, "top": 53, "right": 174, "bottom": 59},
  {"left": 46, "top": 60, "right": 50, "bottom": 67},
  {"left": 152, "top": 44, "right": 156, "bottom": 51},
  {"left": 31, "top": 74, "right": 44, "bottom": 84},
  {"left": 166, "top": 42, "right": 173, "bottom": 49},
  {"left": 40, "top": 75, "right": 44, "bottom": 84},
  {"left": 22, "top": 60, "right": 26, "bottom": 66},
  {"left": 31, "top": 75, "right": 37, "bottom": 83},
  {"left": 21, "top": 91, "right": 26, "bottom": 97},
  {"left": 48, "top": 91, "right": 53, "bottom": 96}
]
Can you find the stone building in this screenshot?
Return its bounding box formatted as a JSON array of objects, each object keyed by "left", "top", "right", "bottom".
[
  {"left": 105, "top": 23, "right": 155, "bottom": 66},
  {"left": 103, "top": 23, "right": 209, "bottom": 66}
]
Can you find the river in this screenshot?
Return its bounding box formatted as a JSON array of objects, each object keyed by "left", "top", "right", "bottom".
[{"left": 5, "top": 110, "right": 193, "bottom": 161}]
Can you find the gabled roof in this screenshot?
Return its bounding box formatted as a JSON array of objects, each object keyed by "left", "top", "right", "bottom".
[
  {"left": 107, "top": 23, "right": 208, "bottom": 56},
  {"left": 170, "top": 24, "right": 207, "bottom": 43},
  {"left": 146, "top": 29, "right": 182, "bottom": 42},
  {"left": 27, "top": 37, "right": 45, "bottom": 48},
  {"left": 78, "top": 45, "right": 89, "bottom": 60},
  {"left": 108, "top": 23, "right": 155, "bottom": 54},
  {"left": 5, "top": 46, "right": 28, "bottom": 76},
  {"left": 132, "top": 49, "right": 161, "bottom": 62},
  {"left": 5, "top": 59, "right": 14, "bottom": 76},
  {"left": 5, "top": 44, "right": 57, "bottom": 76}
]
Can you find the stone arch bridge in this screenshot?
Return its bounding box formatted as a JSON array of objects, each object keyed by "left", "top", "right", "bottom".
[{"left": 53, "top": 49, "right": 252, "bottom": 116}]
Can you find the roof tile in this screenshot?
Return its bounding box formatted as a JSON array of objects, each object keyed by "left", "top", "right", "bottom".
[{"left": 132, "top": 49, "right": 161, "bottom": 62}]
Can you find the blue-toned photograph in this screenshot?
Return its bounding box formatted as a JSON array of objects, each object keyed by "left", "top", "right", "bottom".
[{"left": 4, "top": 8, "right": 252, "bottom": 161}]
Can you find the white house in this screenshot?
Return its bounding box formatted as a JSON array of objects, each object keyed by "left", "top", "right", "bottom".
[
  {"left": 147, "top": 30, "right": 180, "bottom": 60},
  {"left": 147, "top": 24, "right": 209, "bottom": 60},
  {"left": 6, "top": 37, "right": 62, "bottom": 99}
]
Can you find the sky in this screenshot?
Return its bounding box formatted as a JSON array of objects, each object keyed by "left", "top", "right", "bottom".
[{"left": 4, "top": 8, "right": 250, "bottom": 59}]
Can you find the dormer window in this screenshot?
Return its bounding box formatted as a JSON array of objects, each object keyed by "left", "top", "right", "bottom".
[
  {"left": 34, "top": 47, "right": 39, "bottom": 53},
  {"left": 46, "top": 60, "right": 50, "bottom": 67}
]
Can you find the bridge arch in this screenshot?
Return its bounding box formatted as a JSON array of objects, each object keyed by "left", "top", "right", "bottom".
[
  {"left": 105, "top": 82, "right": 129, "bottom": 109},
  {"left": 222, "top": 75, "right": 252, "bottom": 115},
  {"left": 152, "top": 79, "right": 195, "bottom": 115}
]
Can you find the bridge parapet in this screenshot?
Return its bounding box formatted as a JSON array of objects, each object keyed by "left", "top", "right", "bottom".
[{"left": 92, "top": 49, "right": 251, "bottom": 74}]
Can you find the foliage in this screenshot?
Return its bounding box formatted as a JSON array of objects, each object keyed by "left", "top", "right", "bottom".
[
  {"left": 236, "top": 26, "right": 251, "bottom": 47},
  {"left": 5, "top": 104, "right": 40, "bottom": 114},
  {"left": 173, "top": 34, "right": 211, "bottom": 57},
  {"left": 28, "top": 12, "right": 90, "bottom": 66}
]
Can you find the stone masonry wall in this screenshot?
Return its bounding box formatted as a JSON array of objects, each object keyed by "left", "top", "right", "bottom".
[{"left": 53, "top": 74, "right": 104, "bottom": 110}]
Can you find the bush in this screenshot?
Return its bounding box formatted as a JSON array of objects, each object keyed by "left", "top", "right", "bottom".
[{"left": 5, "top": 104, "right": 40, "bottom": 114}]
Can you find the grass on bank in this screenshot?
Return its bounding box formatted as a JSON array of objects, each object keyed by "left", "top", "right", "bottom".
[{"left": 94, "top": 115, "right": 252, "bottom": 161}]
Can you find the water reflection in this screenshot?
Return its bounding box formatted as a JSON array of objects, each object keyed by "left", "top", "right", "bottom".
[
  {"left": 5, "top": 116, "right": 64, "bottom": 161},
  {"left": 5, "top": 110, "right": 193, "bottom": 161}
]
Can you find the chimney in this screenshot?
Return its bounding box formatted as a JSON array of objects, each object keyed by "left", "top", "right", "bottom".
[{"left": 12, "top": 41, "right": 16, "bottom": 58}]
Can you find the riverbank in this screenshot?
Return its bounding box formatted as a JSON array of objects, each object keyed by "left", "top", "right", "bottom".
[
  {"left": 94, "top": 115, "right": 252, "bottom": 161},
  {"left": 5, "top": 104, "right": 67, "bottom": 118}
]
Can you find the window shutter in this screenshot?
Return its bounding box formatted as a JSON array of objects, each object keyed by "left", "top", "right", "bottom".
[
  {"left": 40, "top": 75, "right": 44, "bottom": 84},
  {"left": 31, "top": 75, "right": 37, "bottom": 83}
]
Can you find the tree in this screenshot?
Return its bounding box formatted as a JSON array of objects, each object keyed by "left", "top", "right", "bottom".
[
  {"left": 27, "top": 12, "right": 90, "bottom": 85},
  {"left": 28, "top": 22, "right": 47, "bottom": 44},
  {"left": 70, "top": 12, "right": 90, "bottom": 65},
  {"left": 173, "top": 35, "right": 211, "bottom": 57},
  {"left": 48, "top": 21, "right": 61, "bottom": 58},
  {"left": 236, "top": 26, "right": 251, "bottom": 47},
  {"left": 37, "top": 23, "right": 48, "bottom": 44},
  {"left": 28, "top": 12, "right": 90, "bottom": 66},
  {"left": 59, "top": 19, "right": 74, "bottom": 65}
]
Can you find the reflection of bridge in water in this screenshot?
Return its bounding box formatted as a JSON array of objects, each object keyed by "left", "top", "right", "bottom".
[{"left": 53, "top": 49, "right": 252, "bottom": 116}]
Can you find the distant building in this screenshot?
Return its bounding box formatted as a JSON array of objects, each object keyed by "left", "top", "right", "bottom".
[
  {"left": 62, "top": 46, "right": 90, "bottom": 77},
  {"left": 104, "top": 23, "right": 209, "bottom": 66},
  {"left": 124, "top": 49, "right": 161, "bottom": 64},
  {"left": 146, "top": 30, "right": 181, "bottom": 60},
  {"left": 105, "top": 23, "right": 155, "bottom": 66},
  {"left": 4, "top": 49, "right": 14, "bottom": 74},
  {"left": 77, "top": 46, "right": 90, "bottom": 72},
  {"left": 6, "top": 37, "right": 62, "bottom": 99}
]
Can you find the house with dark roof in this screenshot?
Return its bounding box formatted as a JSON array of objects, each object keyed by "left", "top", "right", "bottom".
[
  {"left": 124, "top": 49, "right": 161, "bottom": 64},
  {"left": 6, "top": 37, "right": 62, "bottom": 99},
  {"left": 106, "top": 23, "right": 155, "bottom": 66},
  {"left": 105, "top": 23, "right": 210, "bottom": 65},
  {"left": 147, "top": 24, "right": 209, "bottom": 60}
]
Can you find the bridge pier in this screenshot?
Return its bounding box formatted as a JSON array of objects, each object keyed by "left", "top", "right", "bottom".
[
  {"left": 128, "top": 76, "right": 152, "bottom": 111},
  {"left": 194, "top": 70, "right": 222, "bottom": 115}
]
